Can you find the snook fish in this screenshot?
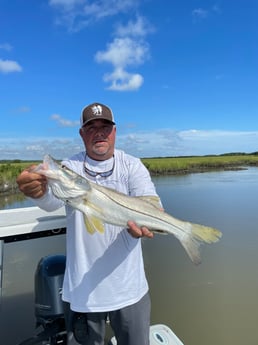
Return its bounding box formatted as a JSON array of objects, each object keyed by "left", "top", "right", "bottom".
[{"left": 34, "top": 155, "right": 222, "bottom": 265}]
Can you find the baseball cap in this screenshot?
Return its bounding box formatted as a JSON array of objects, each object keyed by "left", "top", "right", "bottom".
[{"left": 81, "top": 103, "right": 115, "bottom": 127}]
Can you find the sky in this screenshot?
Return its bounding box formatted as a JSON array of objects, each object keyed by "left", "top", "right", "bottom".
[{"left": 1, "top": 0, "right": 258, "bottom": 160}]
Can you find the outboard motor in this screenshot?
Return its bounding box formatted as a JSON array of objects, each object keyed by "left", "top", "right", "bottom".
[
  {"left": 34, "top": 255, "right": 66, "bottom": 325},
  {"left": 18, "top": 255, "right": 67, "bottom": 345}
]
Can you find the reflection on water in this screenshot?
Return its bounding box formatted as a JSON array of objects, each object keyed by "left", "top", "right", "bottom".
[
  {"left": 1, "top": 168, "right": 258, "bottom": 345},
  {"left": 0, "top": 192, "right": 33, "bottom": 210}
]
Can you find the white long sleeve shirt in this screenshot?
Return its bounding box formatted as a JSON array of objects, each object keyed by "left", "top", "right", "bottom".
[{"left": 34, "top": 149, "right": 159, "bottom": 312}]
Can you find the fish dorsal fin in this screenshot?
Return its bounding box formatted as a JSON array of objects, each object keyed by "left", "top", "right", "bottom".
[
  {"left": 137, "top": 196, "right": 161, "bottom": 209},
  {"left": 83, "top": 214, "right": 105, "bottom": 234}
]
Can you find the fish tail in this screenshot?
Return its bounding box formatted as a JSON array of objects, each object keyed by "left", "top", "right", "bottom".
[
  {"left": 191, "top": 223, "right": 222, "bottom": 244},
  {"left": 180, "top": 236, "right": 201, "bottom": 265},
  {"left": 180, "top": 223, "right": 222, "bottom": 265}
]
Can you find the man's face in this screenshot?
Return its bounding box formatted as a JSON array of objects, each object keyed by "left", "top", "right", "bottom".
[{"left": 80, "top": 119, "right": 116, "bottom": 160}]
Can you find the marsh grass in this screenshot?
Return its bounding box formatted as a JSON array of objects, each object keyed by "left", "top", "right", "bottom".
[
  {"left": 1, "top": 154, "right": 258, "bottom": 193},
  {"left": 0, "top": 160, "right": 39, "bottom": 193},
  {"left": 142, "top": 154, "right": 258, "bottom": 175}
]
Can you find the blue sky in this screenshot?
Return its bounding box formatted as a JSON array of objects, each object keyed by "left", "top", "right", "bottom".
[{"left": 1, "top": 0, "right": 257, "bottom": 160}]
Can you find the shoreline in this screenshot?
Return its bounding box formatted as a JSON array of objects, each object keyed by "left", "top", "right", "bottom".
[
  {"left": 148, "top": 165, "right": 248, "bottom": 176},
  {"left": 0, "top": 163, "right": 255, "bottom": 198},
  {"left": 1, "top": 153, "right": 258, "bottom": 198},
  {"left": 141, "top": 154, "right": 258, "bottom": 176}
]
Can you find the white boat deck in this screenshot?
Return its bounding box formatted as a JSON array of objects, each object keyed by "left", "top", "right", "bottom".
[{"left": 0, "top": 206, "right": 66, "bottom": 238}]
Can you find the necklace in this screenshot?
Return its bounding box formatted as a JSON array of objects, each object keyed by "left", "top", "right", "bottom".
[{"left": 84, "top": 154, "right": 115, "bottom": 178}]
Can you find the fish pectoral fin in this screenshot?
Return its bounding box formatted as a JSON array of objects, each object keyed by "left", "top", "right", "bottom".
[
  {"left": 83, "top": 214, "right": 105, "bottom": 234},
  {"left": 82, "top": 199, "right": 105, "bottom": 234},
  {"left": 137, "top": 196, "right": 161, "bottom": 209}
]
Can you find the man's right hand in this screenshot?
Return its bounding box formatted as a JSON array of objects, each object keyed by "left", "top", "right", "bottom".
[{"left": 16, "top": 166, "right": 48, "bottom": 199}]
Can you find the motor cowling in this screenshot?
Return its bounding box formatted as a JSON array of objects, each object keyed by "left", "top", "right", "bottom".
[{"left": 34, "top": 255, "right": 66, "bottom": 322}]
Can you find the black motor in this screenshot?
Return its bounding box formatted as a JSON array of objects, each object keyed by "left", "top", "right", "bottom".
[
  {"left": 18, "top": 255, "right": 67, "bottom": 345},
  {"left": 34, "top": 255, "right": 66, "bottom": 324}
]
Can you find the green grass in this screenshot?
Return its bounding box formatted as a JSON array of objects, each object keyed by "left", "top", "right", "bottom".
[
  {"left": 141, "top": 154, "right": 258, "bottom": 175},
  {"left": 0, "top": 161, "right": 39, "bottom": 193}
]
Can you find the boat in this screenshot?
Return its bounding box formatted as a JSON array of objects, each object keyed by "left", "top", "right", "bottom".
[{"left": 109, "top": 323, "right": 184, "bottom": 345}]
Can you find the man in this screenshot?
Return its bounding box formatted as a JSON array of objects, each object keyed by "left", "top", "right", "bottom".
[{"left": 17, "top": 102, "right": 161, "bottom": 345}]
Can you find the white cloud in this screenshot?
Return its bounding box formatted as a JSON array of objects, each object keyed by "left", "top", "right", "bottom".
[
  {"left": 51, "top": 114, "right": 80, "bottom": 127},
  {"left": 103, "top": 68, "right": 143, "bottom": 91},
  {"left": 0, "top": 59, "right": 22, "bottom": 74},
  {"left": 0, "top": 43, "right": 13, "bottom": 51},
  {"left": 48, "top": 0, "right": 139, "bottom": 31},
  {"left": 95, "top": 17, "right": 152, "bottom": 91},
  {"left": 117, "top": 129, "right": 258, "bottom": 157},
  {"left": 96, "top": 37, "right": 149, "bottom": 67},
  {"left": 192, "top": 5, "right": 221, "bottom": 21},
  {"left": 192, "top": 8, "right": 208, "bottom": 19},
  {"left": 48, "top": 1, "right": 151, "bottom": 91},
  {"left": 114, "top": 16, "right": 154, "bottom": 38},
  {"left": 95, "top": 37, "right": 148, "bottom": 90},
  {"left": 83, "top": 0, "right": 138, "bottom": 19},
  {"left": 49, "top": 0, "right": 138, "bottom": 14},
  {"left": 0, "top": 137, "right": 83, "bottom": 160},
  {"left": 1, "top": 129, "right": 257, "bottom": 161},
  {"left": 49, "top": 0, "right": 82, "bottom": 6}
]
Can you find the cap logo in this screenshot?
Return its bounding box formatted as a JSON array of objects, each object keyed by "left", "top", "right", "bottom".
[
  {"left": 81, "top": 102, "right": 115, "bottom": 126},
  {"left": 91, "top": 105, "right": 102, "bottom": 116}
]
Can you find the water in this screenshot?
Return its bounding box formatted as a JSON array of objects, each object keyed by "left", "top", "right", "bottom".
[
  {"left": 0, "top": 192, "right": 33, "bottom": 210},
  {"left": 147, "top": 168, "right": 258, "bottom": 345},
  {"left": 1, "top": 168, "right": 258, "bottom": 344}
]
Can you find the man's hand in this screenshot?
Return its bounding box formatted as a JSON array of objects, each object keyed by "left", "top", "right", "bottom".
[
  {"left": 127, "top": 220, "right": 154, "bottom": 239},
  {"left": 16, "top": 166, "right": 48, "bottom": 199}
]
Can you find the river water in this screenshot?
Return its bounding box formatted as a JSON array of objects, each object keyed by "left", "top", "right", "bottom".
[{"left": 1, "top": 168, "right": 258, "bottom": 345}]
